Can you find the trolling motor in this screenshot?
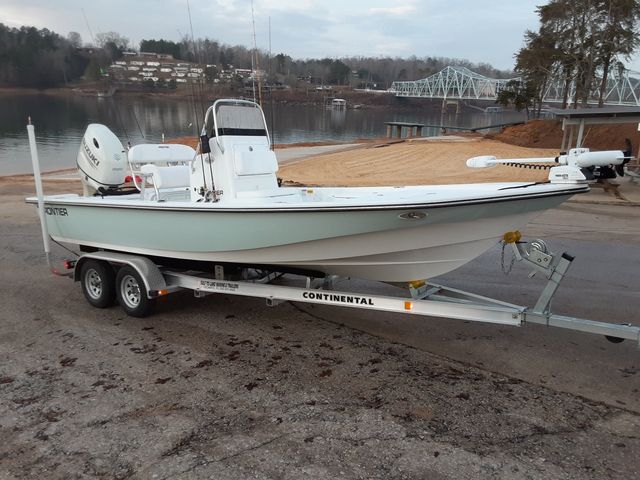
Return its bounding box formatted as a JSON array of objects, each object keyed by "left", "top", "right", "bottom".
[{"left": 466, "top": 148, "right": 628, "bottom": 184}]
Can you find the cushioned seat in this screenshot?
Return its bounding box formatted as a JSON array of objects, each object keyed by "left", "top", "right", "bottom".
[
  {"left": 140, "top": 164, "right": 191, "bottom": 189},
  {"left": 129, "top": 143, "right": 196, "bottom": 165}
]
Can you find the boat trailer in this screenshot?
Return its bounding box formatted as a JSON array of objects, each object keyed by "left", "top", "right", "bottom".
[{"left": 64, "top": 233, "right": 640, "bottom": 348}]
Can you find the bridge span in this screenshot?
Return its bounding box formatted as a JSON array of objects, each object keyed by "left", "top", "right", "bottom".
[{"left": 390, "top": 65, "right": 640, "bottom": 106}]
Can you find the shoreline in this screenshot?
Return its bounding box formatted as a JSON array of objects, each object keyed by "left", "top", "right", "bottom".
[
  {"left": 0, "top": 85, "right": 444, "bottom": 110},
  {"left": 0, "top": 140, "right": 365, "bottom": 178}
]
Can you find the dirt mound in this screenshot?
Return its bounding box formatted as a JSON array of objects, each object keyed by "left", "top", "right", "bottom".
[{"left": 490, "top": 119, "right": 639, "bottom": 153}]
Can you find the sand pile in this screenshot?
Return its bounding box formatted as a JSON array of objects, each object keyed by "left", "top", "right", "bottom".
[{"left": 278, "top": 138, "right": 558, "bottom": 187}]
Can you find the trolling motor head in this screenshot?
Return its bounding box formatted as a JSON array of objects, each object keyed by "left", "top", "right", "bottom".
[
  {"left": 466, "top": 148, "right": 627, "bottom": 184},
  {"left": 557, "top": 148, "right": 625, "bottom": 168}
]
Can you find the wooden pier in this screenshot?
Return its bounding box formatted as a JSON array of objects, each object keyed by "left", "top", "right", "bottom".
[
  {"left": 421, "top": 121, "right": 526, "bottom": 134},
  {"left": 385, "top": 121, "right": 425, "bottom": 139},
  {"left": 384, "top": 121, "right": 526, "bottom": 138}
]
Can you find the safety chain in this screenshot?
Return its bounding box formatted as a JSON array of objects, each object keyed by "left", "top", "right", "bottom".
[{"left": 500, "top": 241, "right": 516, "bottom": 275}]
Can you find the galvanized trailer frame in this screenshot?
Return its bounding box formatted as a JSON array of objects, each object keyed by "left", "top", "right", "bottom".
[{"left": 69, "top": 237, "right": 640, "bottom": 347}]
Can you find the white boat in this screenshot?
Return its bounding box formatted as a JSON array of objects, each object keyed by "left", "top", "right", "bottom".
[
  {"left": 331, "top": 98, "right": 347, "bottom": 109},
  {"left": 27, "top": 99, "right": 625, "bottom": 282}
]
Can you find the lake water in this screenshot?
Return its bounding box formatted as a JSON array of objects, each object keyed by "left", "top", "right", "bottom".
[{"left": 0, "top": 93, "right": 525, "bottom": 175}]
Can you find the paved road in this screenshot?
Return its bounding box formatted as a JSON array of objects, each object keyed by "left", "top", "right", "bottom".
[{"left": 1, "top": 184, "right": 639, "bottom": 479}]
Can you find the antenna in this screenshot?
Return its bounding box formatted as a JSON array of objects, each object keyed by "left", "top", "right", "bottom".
[
  {"left": 186, "top": 0, "right": 208, "bottom": 192},
  {"left": 250, "top": 48, "right": 256, "bottom": 102},
  {"left": 186, "top": 0, "right": 216, "bottom": 198},
  {"left": 81, "top": 8, "right": 95, "bottom": 45},
  {"left": 251, "top": 0, "right": 262, "bottom": 106},
  {"left": 268, "top": 16, "right": 275, "bottom": 150}
]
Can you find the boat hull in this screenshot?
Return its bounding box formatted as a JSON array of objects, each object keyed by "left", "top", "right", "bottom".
[{"left": 38, "top": 192, "right": 575, "bottom": 281}]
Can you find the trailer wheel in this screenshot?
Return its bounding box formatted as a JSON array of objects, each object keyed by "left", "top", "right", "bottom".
[
  {"left": 80, "top": 260, "right": 116, "bottom": 308},
  {"left": 115, "top": 266, "right": 155, "bottom": 318}
]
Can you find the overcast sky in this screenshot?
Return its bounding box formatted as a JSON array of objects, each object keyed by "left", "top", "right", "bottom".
[{"left": 2, "top": 0, "right": 640, "bottom": 72}]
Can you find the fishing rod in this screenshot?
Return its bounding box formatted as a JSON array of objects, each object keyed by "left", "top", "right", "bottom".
[
  {"left": 251, "top": 0, "right": 262, "bottom": 106},
  {"left": 268, "top": 15, "right": 275, "bottom": 150},
  {"left": 186, "top": 0, "right": 217, "bottom": 200}
]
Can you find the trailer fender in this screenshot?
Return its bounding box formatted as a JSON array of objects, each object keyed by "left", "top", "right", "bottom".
[{"left": 74, "top": 252, "right": 167, "bottom": 299}]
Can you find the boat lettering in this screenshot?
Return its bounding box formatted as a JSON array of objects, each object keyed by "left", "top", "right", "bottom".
[
  {"left": 199, "top": 280, "right": 239, "bottom": 292},
  {"left": 302, "top": 291, "right": 374, "bottom": 306},
  {"left": 44, "top": 207, "right": 68, "bottom": 216},
  {"left": 82, "top": 138, "right": 100, "bottom": 167}
]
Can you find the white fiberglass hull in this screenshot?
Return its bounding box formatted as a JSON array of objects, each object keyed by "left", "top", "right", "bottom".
[{"left": 30, "top": 183, "right": 585, "bottom": 282}]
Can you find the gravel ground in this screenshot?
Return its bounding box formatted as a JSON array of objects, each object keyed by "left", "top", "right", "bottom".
[{"left": 1, "top": 180, "right": 639, "bottom": 479}]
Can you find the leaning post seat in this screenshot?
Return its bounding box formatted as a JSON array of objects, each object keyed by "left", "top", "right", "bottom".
[
  {"left": 128, "top": 143, "right": 196, "bottom": 198},
  {"left": 128, "top": 143, "right": 196, "bottom": 165}
]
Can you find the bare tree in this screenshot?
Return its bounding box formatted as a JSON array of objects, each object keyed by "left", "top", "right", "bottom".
[
  {"left": 67, "top": 31, "right": 82, "bottom": 48},
  {"left": 95, "top": 31, "right": 129, "bottom": 50}
]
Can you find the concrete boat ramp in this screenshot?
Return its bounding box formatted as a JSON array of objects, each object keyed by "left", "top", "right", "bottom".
[{"left": 1, "top": 138, "right": 639, "bottom": 479}]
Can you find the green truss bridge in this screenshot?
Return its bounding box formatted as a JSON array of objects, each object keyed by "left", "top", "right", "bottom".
[{"left": 390, "top": 65, "right": 640, "bottom": 106}]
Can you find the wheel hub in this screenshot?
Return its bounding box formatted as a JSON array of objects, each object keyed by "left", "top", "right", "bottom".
[
  {"left": 85, "top": 269, "right": 102, "bottom": 299},
  {"left": 121, "top": 275, "right": 141, "bottom": 308}
]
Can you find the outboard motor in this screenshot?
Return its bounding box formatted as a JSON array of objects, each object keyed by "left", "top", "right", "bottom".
[{"left": 77, "top": 124, "right": 127, "bottom": 196}]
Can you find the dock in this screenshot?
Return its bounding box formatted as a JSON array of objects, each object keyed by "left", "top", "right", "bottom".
[
  {"left": 385, "top": 121, "right": 526, "bottom": 138},
  {"left": 385, "top": 121, "right": 424, "bottom": 138},
  {"left": 421, "top": 121, "right": 526, "bottom": 134}
]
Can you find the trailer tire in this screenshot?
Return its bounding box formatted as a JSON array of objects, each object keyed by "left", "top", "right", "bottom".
[
  {"left": 115, "top": 266, "right": 155, "bottom": 318},
  {"left": 80, "top": 260, "right": 116, "bottom": 308}
]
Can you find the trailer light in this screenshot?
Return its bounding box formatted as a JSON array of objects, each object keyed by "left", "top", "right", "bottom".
[
  {"left": 63, "top": 259, "right": 76, "bottom": 270},
  {"left": 149, "top": 289, "right": 169, "bottom": 297},
  {"left": 404, "top": 301, "right": 413, "bottom": 310}
]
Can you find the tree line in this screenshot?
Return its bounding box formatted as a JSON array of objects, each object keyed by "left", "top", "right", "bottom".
[
  {"left": 0, "top": 24, "right": 88, "bottom": 87},
  {"left": 0, "top": 22, "right": 513, "bottom": 89},
  {"left": 498, "top": 0, "right": 640, "bottom": 115},
  {"left": 141, "top": 36, "right": 513, "bottom": 87},
  {"left": 0, "top": 25, "right": 136, "bottom": 87}
]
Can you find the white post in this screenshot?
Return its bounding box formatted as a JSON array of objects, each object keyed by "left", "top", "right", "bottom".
[
  {"left": 576, "top": 119, "right": 585, "bottom": 148},
  {"left": 27, "top": 118, "right": 52, "bottom": 269},
  {"left": 560, "top": 119, "right": 568, "bottom": 152}
]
